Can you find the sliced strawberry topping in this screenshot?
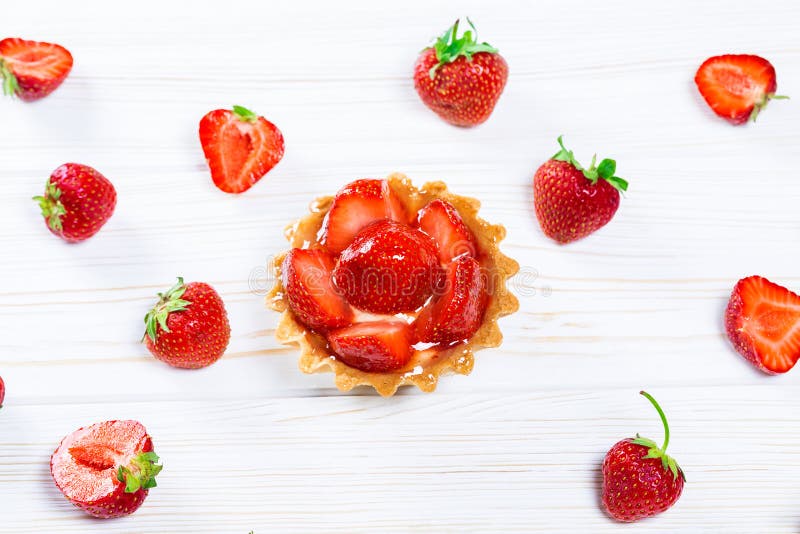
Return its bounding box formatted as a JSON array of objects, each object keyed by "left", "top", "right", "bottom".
[
  {"left": 282, "top": 248, "right": 353, "bottom": 333},
  {"left": 725, "top": 275, "right": 800, "bottom": 374},
  {"left": 695, "top": 54, "right": 783, "bottom": 125},
  {"left": 199, "top": 105, "right": 284, "bottom": 193},
  {"left": 415, "top": 255, "right": 488, "bottom": 345},
  {"left": 321, "top": 179, "right": 408, "bottom": 254},
  {"left": 328, "top": 320, "right": 414, "bottom": 373},
  {"left": 417, "top": 198, "right": 477, "bottom": 263},
  {"left": 0, "top": 37, "right": 73, "bottom": 101},
  {"left": 332, "top": 219, "right": 440, "bottom": 314}
]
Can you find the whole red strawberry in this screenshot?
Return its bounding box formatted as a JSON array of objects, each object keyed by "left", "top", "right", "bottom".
[
  {"left": 332, "top": 219, "right": 441, "bottom": 314},
  {"left": 725, "top": 275, "right": 800, "bottom": 374},
  {"left": 50, "top": 420, "right": 162, "bottom": 518},
  {"left": 602, "top": 391, "right": 685, "bottom": 523},
  {"left": 533, "top": 136, "right": 628, "bottom": 244},
  {"left": 143, "top": 277, "right": 231, "bottom": 369},
  {"left": 0, "top": 37, "right": 73, "bottom": 101},
  {"left": 33, "top": 163, "right": 117, "bottom": 243},
  {"left": 413, "top": 19, "right": 508, "bottom": 127},
  {"left": 695, "top": 54, "right": 787, "bottom": 125},
  {"left": 199, "top": 105, "right": 284, "bottom": 193}
]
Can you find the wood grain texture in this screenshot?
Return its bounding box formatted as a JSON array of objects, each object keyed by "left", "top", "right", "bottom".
[{"left": 1, "top": 0, "right": 799, "bottom": 531}]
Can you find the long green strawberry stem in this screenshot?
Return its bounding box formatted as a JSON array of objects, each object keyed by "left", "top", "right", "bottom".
[{"left": 640, "top": 390, "right": 669, "bottom": 452}]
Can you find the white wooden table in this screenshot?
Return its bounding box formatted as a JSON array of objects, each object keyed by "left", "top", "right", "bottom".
[{"left": 2, "top": 1, "right": 799, "bottom": 532}]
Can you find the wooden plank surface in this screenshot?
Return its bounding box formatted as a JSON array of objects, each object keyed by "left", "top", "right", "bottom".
[{"left": 1, "top": 0, "right": 799, "bottom": 531}]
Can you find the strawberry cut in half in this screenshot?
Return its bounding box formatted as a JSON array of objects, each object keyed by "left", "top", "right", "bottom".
[
  {"left": 416, "top": 198, "right": 478, "bottom": 264},
  {"left": 328, "top": 320, "right": 414, "bottom": 373},
  {"left": 695, "top": 54, "right": 787, "bottom": 125},
  {"left": 321, "top": 178, "right": 408, "bottom": 254},
  {"left": 199, "top": 105, "right": 284, "bottom": 193},
  {"left": 282, "top": 248, "right": 353, "bottom": 333},
  {"left": 415, "top": 255, "right": 488, "bottom": 345},
  {"left": 50, "top": 420, "right": 162, "bottom": 519},
  {"left": 725, "top": 275, "right": 800, "bottom": 374},
  {"left": 0, "top": 37, "right": 73, "bottom": 101}
]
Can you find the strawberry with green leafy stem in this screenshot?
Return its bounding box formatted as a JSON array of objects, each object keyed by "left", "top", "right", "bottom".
[
  {"left": 0, "top": 37, "right": 73, "bottom": 101},
  {"left": 34, "top": 163, "right": 117, "bottom": 243},
  {"left": 533, "top": 136, "right": 628, "bottom": 244},
  {"left": 50, "top": 420, "right": 162, "bottom": 518},
  {"left": 143, "top": 277, "right": 231, "bottom": 369},
  {"left": 413, "top": 18, "right": 508, "bottom": 127},
  {"left": 602, "top": 391, "right": 685, "bottom": 522}
]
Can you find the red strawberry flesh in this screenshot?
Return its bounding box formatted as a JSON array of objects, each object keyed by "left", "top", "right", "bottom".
[
  {"left": 417, "top": 198, "right": 478, "bottom": 263},
  {"left": 415, "top": 255, "right": 488, "bottom": 344},
  {"left": 695, "top": 54, "right": 781, "bottom": 125},
  {"left": 321, "top": 179, "right": 408, "bottom": 254},
  {"left": 282, "top": 248, "right": 353, "bottom": 333},
  {"left": 725, "top": 275, "right": 800, "bottom": 374},
  {"left": 50, "top": 420, "right": 160, "bottom": 519},
  {"left": 0, "top": 37, "right": 73, "bottom": 101},
  {"left": 328, "top": 320, "right": 413, "bottom": 373},
  {"left": 199, "top": 106, "right": 284, "bottom": 193}
]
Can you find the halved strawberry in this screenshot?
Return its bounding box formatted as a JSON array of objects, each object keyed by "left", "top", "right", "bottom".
[
  {"left": 332, "top": 219, "right": 441, "bottom": 314},
  {"left": 415, "top": 255, "right": 488, "bottom": 345},
  {"left": 695, "top": 54, "right": 787, "bottom": 125},
  {"left": 50, "top": 420, "right": 162, "bottom": 518},
  {"left": 0, "top": 37, "right": 73, "bottom": 101},
  {"left": 282, "top": 248, "right": 353, "bottom": 333},
  {"left": 327, "top": 320, "right": 414, "bottom": 373},
  {"left": 321, "top": 179, "right": 408, "bottom": 254},
  {"left": 725, "top": 275, "right": 800, "bottom": 374},
  {"left": 417, "top": 198, "right": 477, "bottom": 263},
  {"left": 199, "top": 105, "right": 284, "bottom": 193}
]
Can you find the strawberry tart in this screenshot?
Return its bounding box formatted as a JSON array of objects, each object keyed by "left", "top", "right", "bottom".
[{"left": 267, "top": 173, "right": 519, "bottom": 396}]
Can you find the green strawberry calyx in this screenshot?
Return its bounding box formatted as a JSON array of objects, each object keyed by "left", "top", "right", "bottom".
[
  {"left": 552, "top": 135, "right": 628, "bottom": 192},
  {"left": 232, "top": 105, "right": 259, "bottom": 123},
  {"left": 32, "top": 180, "right": 68, "bottom": 232},
  {"left": 428, "top": 18, "right": 498, "bottom": 79},
  {"left": 116, "top": 451, "right": 163, "bottom": 493},
  {"left": 750, "top": 93, "right": 789, "bottom": 122},
  {"left": 144, "top": 277, "right": 192, "bottom": 342},
  {"left": 0, "top": 58, "right": 19, "bottom": 97},
  {"left": 632, "top": 390, "right": 685, "bottom": 482}
]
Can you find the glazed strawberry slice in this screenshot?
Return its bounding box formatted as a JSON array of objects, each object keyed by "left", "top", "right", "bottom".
[
  {"left": 199, "top": 105, "right": 284, "bottom": 193},
  {"left": 332, "top": 219, "right": 440, "bottom": 314},
  {"left": 417, "top": 198, "right": 478, "bottom": 263},
  {"left": 321, "top": 179, "right": 408, "bottom": 254},
  {"left": 282, "top": 248, "right": 353, "bottom": 333},
  {"left": 0, "top": 37, "right": 73, "bottom": 101},
  {"left": 695, "top": 54, "right": 787, "bottom": 125},
  {"left": 725, "top": 275, "right": 800, "bottom": 374},
  {"left": 416, "top": 255, "right": 488, "bottom": 344},
  {"left": 328, "top": 320, "right": 414, "bottom": 373},
  {"left": 50, "top": 420, "right": 162, "bottom": 519}
]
